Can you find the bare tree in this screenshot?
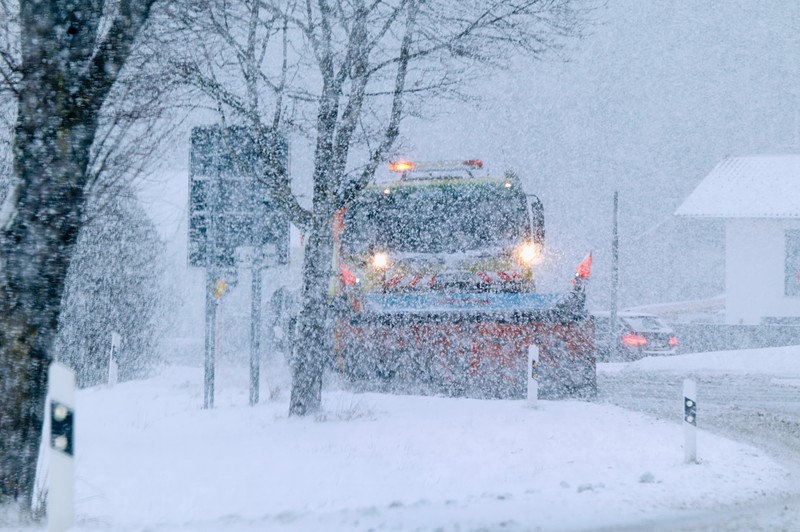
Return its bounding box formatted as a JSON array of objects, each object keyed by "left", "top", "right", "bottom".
[
  {"left": 0, "top": 0, "right": 159, "bottom": 514},
  {"left": 169, "top": 0, "right": 588, "bottom": 415}
]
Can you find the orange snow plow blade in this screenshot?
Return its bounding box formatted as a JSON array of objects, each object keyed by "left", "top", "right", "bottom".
[{"left": 335, "top": 310, "right": 596, "bottom": 399}]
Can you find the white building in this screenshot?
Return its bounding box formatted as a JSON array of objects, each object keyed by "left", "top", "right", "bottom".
[{"left": 676, "top": 155, "right": 800, "bottom": 325}]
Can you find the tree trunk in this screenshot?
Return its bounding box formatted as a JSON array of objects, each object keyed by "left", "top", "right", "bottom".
[
  {"left": 289, "top": 209, "right": 336, "bottom": 416},
  {"left": 0, "top": 111, "right": 94, "bottom": 511},
  {"left": 0, "top": 4, "right": 94, "bottom": 509},
  {"left": 0, "top": 337, "right": 49, "bottom": 513},
  {"left": 0, "top": 173, "right": 88, "bottom": 510}
]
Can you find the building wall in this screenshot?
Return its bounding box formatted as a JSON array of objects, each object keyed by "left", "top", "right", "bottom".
[{"left": 725, "top": 218, "right": 800, "bottom": 324}]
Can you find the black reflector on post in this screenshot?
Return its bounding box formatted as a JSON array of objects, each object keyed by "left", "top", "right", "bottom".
[{"left": 51, "top": 400, "right": 74, "bottom": 457}]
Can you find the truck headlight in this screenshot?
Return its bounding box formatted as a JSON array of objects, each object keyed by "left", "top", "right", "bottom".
[
  {"left": 518, "top": 243, "right": 539, "bottom": 265},
  {"left": 372, "top": 252, "right": 389, "bottom": 269}
]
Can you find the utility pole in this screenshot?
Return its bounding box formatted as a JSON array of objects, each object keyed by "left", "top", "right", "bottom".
[{"left": 610, "top": 191, "right": 619, "bottom": 360}]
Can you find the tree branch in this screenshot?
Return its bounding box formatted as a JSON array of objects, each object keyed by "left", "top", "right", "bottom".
[
  {"left": 339, "top": 0, "right": 418, "bottom": 207},
  {"left": 80, "top": 0, "right": 157, "bottom": 123}
]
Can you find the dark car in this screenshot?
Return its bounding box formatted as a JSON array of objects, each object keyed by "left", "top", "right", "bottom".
[{"left": 592, "top": 311, "right": 678, "bottom": 361}]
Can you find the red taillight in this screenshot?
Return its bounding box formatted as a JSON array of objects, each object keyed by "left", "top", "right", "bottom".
[
  {"left": 669, "top": 337, "right": 678, "bottom": 346},
  {"left": 622, "top": 334, "right": 647, "bottom": 347}
]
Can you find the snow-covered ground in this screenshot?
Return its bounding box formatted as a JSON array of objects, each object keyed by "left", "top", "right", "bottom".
[{"left": 10, "top": 346, "right": 800, "bottom": 531}]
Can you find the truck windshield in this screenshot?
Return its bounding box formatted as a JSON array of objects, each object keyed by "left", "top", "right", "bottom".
[{"left": 343, "top": 182, "right": 529, "bottom": 254}]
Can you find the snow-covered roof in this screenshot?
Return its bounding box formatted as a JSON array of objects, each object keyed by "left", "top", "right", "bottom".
[{"left": 675, "top": 155, "right": 800, "bottom": 218}]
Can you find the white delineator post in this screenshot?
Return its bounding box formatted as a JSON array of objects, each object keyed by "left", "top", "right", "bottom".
[
  {"left": 527, "top": 345, "right": 539, "bottom": 408},
  {"left": 108, "top": 331, "right": 121, "bottom": 386},
  {"left": 48, "top": 362, "right": 75, "bottom": 532},
  {"left": 683, "top": 378, "right": 697, "bottom": 464}
]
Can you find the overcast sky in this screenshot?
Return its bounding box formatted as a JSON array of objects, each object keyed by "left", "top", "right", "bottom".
[{"left": 398, "top": 0, "right": 800, "bottom": 308}]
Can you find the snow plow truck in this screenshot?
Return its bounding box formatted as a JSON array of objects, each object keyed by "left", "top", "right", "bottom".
[{"left": 330, "top": 160, "right": 596, "bottom": 398}]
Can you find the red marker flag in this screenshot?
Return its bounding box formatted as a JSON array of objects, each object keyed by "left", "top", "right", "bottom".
[
  {"left": 573, "top": 253, "right": 592, "bottom": 285},
  {"left": 341, "top": 262, "right": 357, "bottom": 286}
]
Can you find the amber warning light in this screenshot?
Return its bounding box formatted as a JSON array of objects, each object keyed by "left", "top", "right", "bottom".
[
  {"left": 389, "top": 161, "right": 415, "bottom": 172},
  {"left": 389, "top": 159, "right": 484, "bottom": 173}
]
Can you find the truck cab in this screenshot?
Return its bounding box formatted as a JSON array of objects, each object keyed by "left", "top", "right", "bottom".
[{"left": 335, "top": 160, "right": 544, "bottom": 296}]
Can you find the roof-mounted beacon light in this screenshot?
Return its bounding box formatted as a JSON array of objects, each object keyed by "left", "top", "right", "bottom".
[
  {"left": 389, "top": 160, "right": 415, "bottom": 173},
  {"left": 388, "top": 159, "right": 484, "bottom": 179}
]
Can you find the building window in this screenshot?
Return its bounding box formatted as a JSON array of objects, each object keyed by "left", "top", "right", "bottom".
[{"left": 785, "top": 230, "right": 800, "bottom": 296}]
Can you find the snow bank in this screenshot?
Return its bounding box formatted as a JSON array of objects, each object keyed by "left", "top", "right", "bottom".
[
  {"left": 26, "top": 365, "right": 785, "bottom": 531},
  {"left": 601, "top": 345, "right": 800, "bottom": 376}
]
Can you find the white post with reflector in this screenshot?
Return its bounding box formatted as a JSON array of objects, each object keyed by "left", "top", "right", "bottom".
[
  {"left": 48, "top": 362, "right": 75, "bottom": 532},
  {"left": 108, "top": 331, "right": 121, "bottom": 386},
  {"left": 527, "top": 345, "right": 539, "bottom": 408},
  {"left": 683, "top": 378, "right": 697, "bottom": 464}
]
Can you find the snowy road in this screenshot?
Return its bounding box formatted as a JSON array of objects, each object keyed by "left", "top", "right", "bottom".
[
  {"left": 598, "top": 352, "right": 800, "bottom": 530},
  {"left": 599, "top": 371, "right": 800, "bottom": 465}
]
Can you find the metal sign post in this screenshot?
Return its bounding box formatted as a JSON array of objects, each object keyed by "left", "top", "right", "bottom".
[
  {"left": 250, "top": 253, "right": 262, "bottom": 405},
  {"left": 48, "top": 363, "right": 75, "bottom": 532},
  {"left": 527, "top": 345, "right": 539, "bottom": 408},
  {"left": 684, "top": 378, "right": 697, "bottom": 464},
  {"left": 204, "top": 270, "right": 217, "bottom": 409}
]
